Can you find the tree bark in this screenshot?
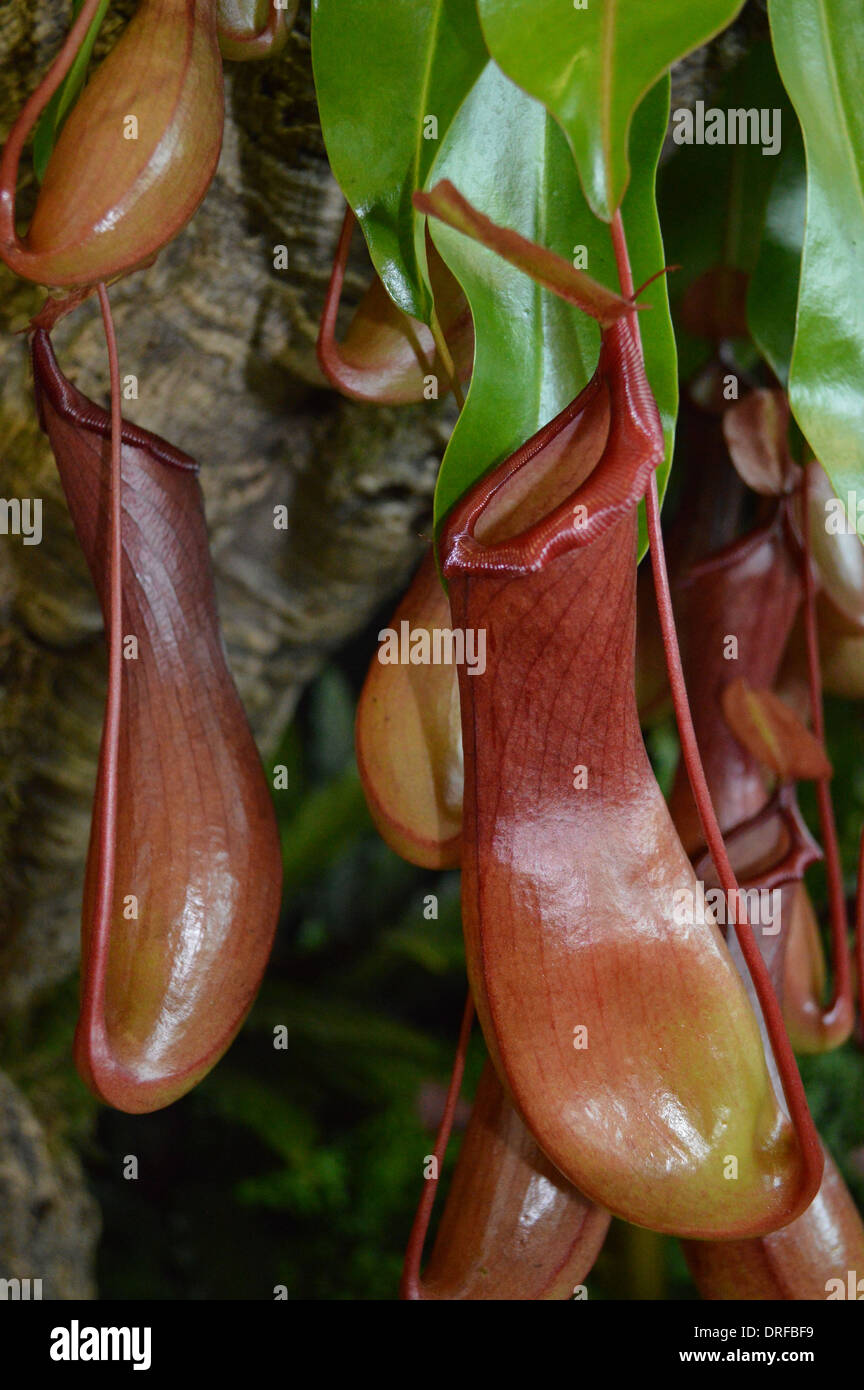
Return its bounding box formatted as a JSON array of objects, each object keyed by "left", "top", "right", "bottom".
[
  {"left": 0, "top": 0, "right": 449, "bottom": 1012},
  {"left": 0, "top": 0, "right": 447, "bottom": 1295}
]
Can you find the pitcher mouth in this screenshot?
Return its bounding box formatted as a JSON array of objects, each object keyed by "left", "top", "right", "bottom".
[
  {"left": 679, "top": 500, "right": 799, "bottom": 588},
  {"left": 439, "top": 318, "right": 664, "bottom": 578},
  {"left": 32, "top": 329, "right": 199, "bottom": 474},
  {"left": 693, "top": 784, "right": 822, "bottom": 894}
]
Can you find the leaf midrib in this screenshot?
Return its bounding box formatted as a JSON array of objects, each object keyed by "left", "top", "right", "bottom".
[
  {"left": 411, "top": 0, "right": 446, "bottom": 207},
  {"left": 600, "top": 0, "right": 618, "bottom": 214}
]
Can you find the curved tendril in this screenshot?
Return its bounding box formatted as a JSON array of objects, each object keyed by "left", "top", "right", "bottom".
[
  {"left": 429, "top": 306, "right": 464, "bottom": 411},
  {"left": 84, "top": 284, "right": 124, "bottom": 1050},
  {"left": 608, "top": 209, "right": 823, "bottom": 1195},
  {"left": 632, "top": 263, "right": 680, "bottom": 303},
  {"left": 316, "top": 205, "right": 357, "bottom": 384},
  {"left": 800, "top": 465, "right": 854, "bottom": 1034},
  {"left": 400, "top": 992, "right": 474, "bottom": 1300},
  {"left": 317, "top": 204, "right": 461, "bottom": 404},
  {"left": 0, "top": 0, "right": 106, "bottom": 265},
  {"left": 646, "top": 468, "right": 823, "bottom": 1192}
]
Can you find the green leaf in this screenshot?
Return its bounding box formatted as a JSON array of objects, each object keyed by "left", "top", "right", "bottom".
[
  {"left": 658, "top": 41, "right": 796, "bottom": 380},
  {"left": 429, "top": 64, "right": 677, "bottom": 560},
  {"left": 200, "top": 1072, "right": 349, "bottom": 1214},
  {"left": 279, "top": 768, "right": 371, "bottom": 894},
  {"left": 311, "top": 0, "right": 487, "bottom": 320},
  {"left": 32, "top": 0, "right": 110, "bottom": 185},
  {"left": 747, "top": 128, "right": 806, "bottom": 387},
  {"left": 661, "top": 44, "right": 794, "bottom": 285},
  {"left": 476, "top": 0, "right": 745, "bottom": 222},
  {"left": 769, "top": 0, "right": 864, "bottom": 522},
  {"left": 248, "top": 985, "right": 441, "bottom": 1065}
]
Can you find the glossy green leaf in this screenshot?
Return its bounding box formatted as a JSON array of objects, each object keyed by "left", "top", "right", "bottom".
[
  {"left": 747, "top": 128, "right": 806, "bottom": 387},
  {"left": 658, "top": 41, "right": 795, "bottom": 379},
  {"left": 32, "top": 0, "right": 110, "bottom": 184},
  {"left": 311, "top": 0, "right": 487, "bottom": 321},
  {"left": 769, "top": 0, "right": 864, "bottom": 522},
  {"left": 477, "top": 0, "right": 745, "bottom": 222},
  {"left": 429, "top": 64, "right": 676, "bottom": 559},
  {"left": 661, "top": 45, "right": 793, "bottom": 287}
]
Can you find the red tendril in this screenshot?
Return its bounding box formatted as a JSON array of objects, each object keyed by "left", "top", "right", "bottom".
[
  {"left": 400, "top": 992, "right": 474, "bottom": 1300},
  {"left": 609, "top": 209, "right": 824, "bottom": 1199},
  {"left": 799, "top": 464, "right": 855, "bottom": 1036}
]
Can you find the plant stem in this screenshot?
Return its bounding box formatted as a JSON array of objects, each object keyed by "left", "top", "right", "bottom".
[
  {"left": 400, "top": 991, "right": 474, "bottom": 1299},
  {"left": 86, "top": 283, "right": 123, "bottom": 1027},
  {"left": 430, "top": 307, "right": 465, "bottom": 410},
  {"left": 800, "top": 465, "right": 853, "bottom": 1036},
  {"left": 644, "top": 467, "right": 822, "bottom": 1191},
  {"left": 624, "top": 1223, "right": 666, "bottom": 1301}
]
